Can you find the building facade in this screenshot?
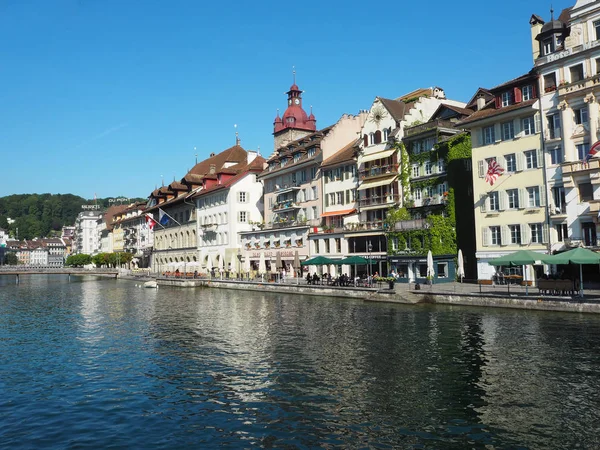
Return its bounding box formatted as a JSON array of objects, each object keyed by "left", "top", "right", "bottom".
[
  {"left": 461, "top": 73, "right": 548, "bottom": 280},
  {"left": 531, "top": 1, "right": 600, "bottom": 256}
]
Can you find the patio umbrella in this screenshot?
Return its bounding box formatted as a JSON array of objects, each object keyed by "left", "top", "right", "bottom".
[
  {"left": 258, "top": 252, "right": 266, "bottom": 281},
  {"left": 294, "top": 250, "right": 300, "bottom": 285},
  {"left": 244, "top": 252, "right": 251, "bottom": 273},
  {"left": 301, "top": 256, "right": 335, "bottom": 266},
  {"left": 489, "top": 249, "right": 545, "bottom": 295},
  {"left": 217, "top": 252, "right": 224, "bottom": 279},
  {"left": 427, "top": 250, "right": 434, "bottom": 284},
  {"left": 206, "top": 254, "right": 213, "bottom": 275},
  {"left": 340, "top": 255, "right": 368, "bottom": 281},
  {"left": 229, "top": 252, "right": 237, "bottom": 275},
  {"left": 542, "top": 247, "right": 600, "bottom": 297},
  {"left": 276, "top": 252, "right": 282, "bottom": 282},
  {"left": 457, "top": 249, "right": 465, "bottom": 283}
]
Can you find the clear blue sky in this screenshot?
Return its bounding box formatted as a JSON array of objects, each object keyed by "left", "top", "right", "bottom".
[{"left": 0, "top": 0, "right": 568, "bottom": 200}]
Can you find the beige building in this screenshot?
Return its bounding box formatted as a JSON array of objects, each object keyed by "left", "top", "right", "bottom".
[
  {"left": 531, "top": 1, "right": 600, "bottom": 254},
  {"left": 461, "top": 73, "right": 548, "bottom": 281}
]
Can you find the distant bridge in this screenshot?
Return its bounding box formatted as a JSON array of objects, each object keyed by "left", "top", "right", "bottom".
[{"left": 0, "top": 268, "right": 119, "bottom": 282}]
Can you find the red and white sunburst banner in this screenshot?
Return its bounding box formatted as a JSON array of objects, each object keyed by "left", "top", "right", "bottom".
[{"left": 485, "top": 160, "right": 504, "bottom": 186}]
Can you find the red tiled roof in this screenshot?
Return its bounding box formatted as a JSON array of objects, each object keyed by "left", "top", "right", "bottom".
[{"left": 458, "top": 99, "right": 537, "bottom": 126}]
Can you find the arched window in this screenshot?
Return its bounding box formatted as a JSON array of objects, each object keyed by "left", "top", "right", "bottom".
[
  {"left": 363, "top": 134, "right": 369, "bottom": 147},
  {"left": 369, "top": 132, "right": 375, "bottom": 145},
  {"left": 374, "top": 130, "right": 382, "bottom": 144}
]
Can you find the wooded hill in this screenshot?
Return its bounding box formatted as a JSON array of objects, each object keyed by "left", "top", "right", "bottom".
[{"left": 0, "top": 194, "right": 145, "bottom": 240}]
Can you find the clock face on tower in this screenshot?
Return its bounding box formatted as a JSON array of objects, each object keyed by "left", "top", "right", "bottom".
[{"left": 294, "top": 98, "right": 300, "bottom": 105}]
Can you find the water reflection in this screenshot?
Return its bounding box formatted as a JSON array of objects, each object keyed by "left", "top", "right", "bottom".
[{"left": 1, "top": 279, "right": 600, "bottom": 448}]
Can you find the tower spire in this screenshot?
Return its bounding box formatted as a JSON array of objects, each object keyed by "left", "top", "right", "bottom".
[
  {"left": 234, "top": 124, "right": 240, "bottom": 146},
  {"left": 550, "top": 4, "right": 554, "bottom": 20},
  {"left": 292, "top": 65, "right": 296, "bottom": 85}
]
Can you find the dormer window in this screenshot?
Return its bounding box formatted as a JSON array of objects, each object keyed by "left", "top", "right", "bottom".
[
  {"left": 307, "top": 148, "right": 315, "bottom": 158},
  {"left": 501, "top": 91, "right": 511, "bottom": 107},
  {"left": 542, "top": 38, "right": 554, "bottom": 55},
  {"left": 522, "top": 85, "right": 533, "bottom": 101},
  {"left": 293, "top": 153, "right": 301, "bottom": 163}
]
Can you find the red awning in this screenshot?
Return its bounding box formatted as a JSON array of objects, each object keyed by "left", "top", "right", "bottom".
[{"left": 321, "top": 209, "right": 356, "bottom": 217}]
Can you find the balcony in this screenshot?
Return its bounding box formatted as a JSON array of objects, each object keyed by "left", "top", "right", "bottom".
[
  {"left": 344, "top": 221, "right": 386, "bottom": 232},
  {"left": 200, "top": 223, "right": 217, "bottom": 232},
  {"left": 549, "top": 204, "right": 568, "bottom": 218},
  {"left": 404, "top": 119, "right": 455, "bottom": 137},
  {"left": 273, "top": 200, "right": 301, "bottom": 212},
  {"left": 358, "top": 194, "right": 400, "bottom": 209},
  {"left": 561, "top": 158, "right": 600, "bottom": 175},
  {"left": 393, "top": 218, "right": 428, "bottom": 231},
  {"left": 359, "top": 164, "right": 399, "bottom": 180},
  {"left": 412, "top": 195, "right": 447, "bottom": 208},
  {"left": 557, "top": 74, "right": 600, "bottom": 97},
  {"left": 275, "top": 183, "right": 302, "bottom": 195}
]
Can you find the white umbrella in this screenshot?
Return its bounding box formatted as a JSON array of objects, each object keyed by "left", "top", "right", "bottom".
[
  {"left": 217, "top": 252, "right": 224, "bottom": 279},
  {"left": 289, "top": 264, "right": 295, "bottom": 280},
  {"left": 244, "top": 253, "right": 251, "bottom": 274},
  {"left": 229, "top": 252, "right": 237, "bottom": 275},
  {"left": 206, "top": 253, "right": 213, "bottom": 274},
  {"left": 457, "top": 249, "right": 465, "bottom": 283},
  {"left": 258, "top": 252, "right": 266, "bottom": 282},
  {"left": 427, "top": 250, "right": 434, "bottom": 285}
]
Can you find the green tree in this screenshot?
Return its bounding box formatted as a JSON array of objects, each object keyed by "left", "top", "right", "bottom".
[
  {"left": 4, "top": 252, "right": 18, "bottom": 265},
  {"left": 66, "top": 254, "right": 92, "bottom": 267}
]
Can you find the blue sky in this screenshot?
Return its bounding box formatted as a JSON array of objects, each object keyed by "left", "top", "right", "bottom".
[{"left": 0, "top": 0, "right": 568, "bottom": 200}]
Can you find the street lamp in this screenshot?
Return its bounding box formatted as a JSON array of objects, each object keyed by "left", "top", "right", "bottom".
[{"left": 367, "top": 241, "right": 373, "bottom": 286}]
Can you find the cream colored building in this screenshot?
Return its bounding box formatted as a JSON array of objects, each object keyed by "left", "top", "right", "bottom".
[
  {"left": 531, "top": 1, "right": 600, "bottom": 252},
  {"left": 461, "top": 73, "right": 548, "bottom": 281}
]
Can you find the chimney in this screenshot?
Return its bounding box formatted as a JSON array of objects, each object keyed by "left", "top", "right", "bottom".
[
  {"left": 476, "top": 94, "right": 486, "bottom": 111},
  {"left": 247, "top": 150, "right": 258, "bottom": 164},
  {"left": 529, "top": 15, "right": 545, "bottom": 63},
  {"left": 209, "top": 164, "right": 216, "bottom": 174}
]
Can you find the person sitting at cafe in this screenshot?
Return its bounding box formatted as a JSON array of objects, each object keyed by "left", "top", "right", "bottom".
[
  {"left": 312, "top": 273, "right": 320, "bottom": 284},
  {"left": 306, "top": 273, "right": 312, "bottom": 285}
]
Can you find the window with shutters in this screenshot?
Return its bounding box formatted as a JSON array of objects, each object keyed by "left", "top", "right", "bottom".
[
  {"left": 425, "top": 161, "right": 432, "bottom": 175},
  {"left": 527, "top": 186, "right": 541, "bottom": 207},
  {"left": 412, "top": 165, "right": 420, "bottom": 178},
  {"left": 438, "top": 159, "right": 445, "bottom": 173},
  {"left": 483, "top": 126, "right": 495, "bottom": 145},
  {"left": 490, "top": 226, "right": 501, "bottom": 246},
  {"left": 507, "top": 189, "right": 519, "bottom": 209},
  {"left": 505, "top": 153, "right": 516, "bottom": 172},
  {"left": 530, "top": 223, "right": 543, "bottom": 244},
  {"left": 522, "top": 85, "right": 534, "bottom": 101},
  {"left": 238, "top": 192, "right": 247, "bottom": 203},
  {"left": 524, "top": 150, "right": 538, "bottom": 169},
  {"left": 509, "top": 224, "right": 521, "bottom": 244},
  {"left": 501, "top": 121, "right": 514, "bottom": 140},
  {"left": 489, "top": 192, "right": 500, "bottom": 211},
  {"left": 522, "top": 116, "right": 535, "bottom": 136},
  {"left": 238, "top": 211, "right": 247, "bottom": 223},
  {"left": 337, "top": 192, "right": 344, "bottom": 205},
  {"left": 501, "top": 92, "right": 511, "bottom": 107}
]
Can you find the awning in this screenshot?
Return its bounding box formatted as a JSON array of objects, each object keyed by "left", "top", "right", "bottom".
[
  {"left": 321, "top": 208, "right": 356, "bottom": 217},
  {"left": 360, "top": 148, "right": 396, "bottom": 163},
  {"left": 358, "top": 176, "right": 398, "bottom": 190}
]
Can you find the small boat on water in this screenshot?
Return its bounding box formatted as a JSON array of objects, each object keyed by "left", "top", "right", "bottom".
[{"left": 144, "top": 280, "right": 158, "bottom": 289}]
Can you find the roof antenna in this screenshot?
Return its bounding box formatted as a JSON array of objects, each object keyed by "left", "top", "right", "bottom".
[
  {"left": 550, "top": 5, "right": 554, "bottom": 20},
  {"left": 194, "top": 146, "right": 197, "bottom": 165}
]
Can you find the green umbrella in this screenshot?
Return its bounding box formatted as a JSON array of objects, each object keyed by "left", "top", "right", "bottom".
[
  {"left": 300, "top": 256, "right": 336, "bottom": 266},
  {"left": 340, "top": 256, "right": 368, "bottom": 264},
  {"left": 488, "top": 250, "right": 547, "bottom": 295},
  {"left": 542, "top": 248, "right": 600, "bottom": 298}
]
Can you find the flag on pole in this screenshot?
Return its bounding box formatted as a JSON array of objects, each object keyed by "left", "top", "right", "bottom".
[
  {"left": 585, "top": 140, "right": 600, "bottom": 163},
  {"left": 485, "top": 160, "right": 504, "bottom": 186},
  {"left": 158, "top": 208, "right": 170, "bottom": 226},
  {"left": 145, "top": 214, "right": 157, "bottom": 230}
]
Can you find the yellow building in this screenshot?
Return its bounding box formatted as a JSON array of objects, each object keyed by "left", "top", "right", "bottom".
[{"left": 461, "top": 73, "right": 548, "bottom": 281}]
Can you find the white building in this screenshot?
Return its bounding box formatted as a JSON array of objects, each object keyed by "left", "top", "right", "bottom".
[
  {"left": 532, "top": 1, "right": 600, "bottom": 253},
  {"left": 73, "top": 210, "right": 103, "bottom": 255}
]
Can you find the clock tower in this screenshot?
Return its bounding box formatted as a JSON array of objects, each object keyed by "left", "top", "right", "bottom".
[{"left": 273, "top": 76, "right": 316, "bottom": 151}]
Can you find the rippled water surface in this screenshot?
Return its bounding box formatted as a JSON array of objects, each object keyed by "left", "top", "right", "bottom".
[{"left": 1, "top": 275, "right": 600, "bottom": 449}]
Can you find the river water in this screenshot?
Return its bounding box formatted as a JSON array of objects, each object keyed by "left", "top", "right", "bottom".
[{"left": 1, "top": 275, "right": 600, "bottom": 449}]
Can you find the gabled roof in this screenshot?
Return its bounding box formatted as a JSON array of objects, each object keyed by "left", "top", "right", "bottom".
[
  {"left": 321, "top": 139, "right": 360, "bottom": 168},
  {"left": 465, "top": 88, "right": 493, "bottom": 110},
  {"left": 188, "top": 145, "right": 247, "bottom": 176},
  {"left": 458, "top": 99, "right": 537, "bottom": 125}
]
